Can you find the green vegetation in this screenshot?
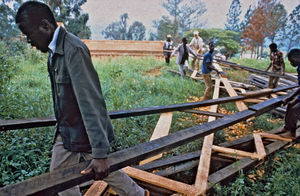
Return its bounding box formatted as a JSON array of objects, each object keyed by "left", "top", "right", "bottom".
[
  {"left": 213, "top": 146, "right": 300, "bottom": 195},
  {"left": 0, "top": 42, "right": 298, "bottom": 195}
]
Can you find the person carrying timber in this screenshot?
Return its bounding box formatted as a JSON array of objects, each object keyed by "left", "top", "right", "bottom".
[
  {"left": 171, "top": 37, "right": 198, "bottom": 77},
  {"left": 163, "top": 34, "right": 174, "bottom": 64},
  {"left": 15, "top": 2, "right": 148, "bottom": 196},
  {"left": 281, "top": 49, "right": 300, "bottom": 139},
  {"left": 265, "top": 43, "right": 285, "bottom": 88},
  {"left": 200, "top": 42, "right": 224, "bottom": 100},
  {"left": 189, "top": 31, "right": 204, "bottom": 71}
]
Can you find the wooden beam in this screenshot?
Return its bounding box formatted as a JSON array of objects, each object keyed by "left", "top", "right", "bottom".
[
  {"left": 259, "top": 132, "right": 292, "bottom": 142},
  {"left": 1, "top": 84, "right": 297, "bottom": 131},
  {"left": 122, "top": 167, "right": 199, "bottom": 195},
  {"left": 215, "top": 59, "right": 297, "bottom": 81},
  {"left": 253, "top": 133, "right": 267, "bottom": 160},
  {"left": 214, "top": 63, "right": 248, "bottom": 112},
  {"left": 195, "top": 78, "right": 220, "bottom": 194},
  {"left": 84, "top": 181, "right": 108, "bottom": 196},
  {"left": 207, "top": 140, "right": 290, "bottom": 191},
  {"left": 182, "top": 109, "right": 225, "bottom": 118},
  {"left": 195, "top": 133, "right": 214, "bottom": 194},
  {"left": 191, "top": 70, "right": 198, "bottom": 78},
  {"left": 0, "top": 109, "right": 258, "bottom": 195},
  {"left": 139, "top": 112, "right": 173, "bottom": 165},
  {"left": 211, "top": 145, "right": 258, "bottom": 160}
]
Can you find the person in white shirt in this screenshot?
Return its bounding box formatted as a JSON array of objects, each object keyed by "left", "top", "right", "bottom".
[{"left": 189, "top": 31, "right": 204, "bottom": 71}]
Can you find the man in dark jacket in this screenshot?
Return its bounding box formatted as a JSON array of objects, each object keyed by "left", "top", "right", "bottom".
[
  {"left": 281, "top": 49, "right": 300, "bottom": 139},
  {"left": 16, "top": 1, "right": 145, "bottom": 195}
]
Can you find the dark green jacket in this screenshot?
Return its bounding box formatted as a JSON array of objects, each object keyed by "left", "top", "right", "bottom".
[{"left": 48, "top": 27, "right": 114, "bottom": 158}]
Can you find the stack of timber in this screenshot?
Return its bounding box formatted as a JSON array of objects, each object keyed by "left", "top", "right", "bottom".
[
  {"left": 82, "top": 40, "right": 164, "bottom": 58},
  {"left": 249, "top": 74, "right": 296, "bottom": 89}
]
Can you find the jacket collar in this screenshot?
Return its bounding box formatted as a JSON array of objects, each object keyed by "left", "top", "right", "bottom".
[{"left": 54, "top": 27, "right": 67, "bottom": 55}]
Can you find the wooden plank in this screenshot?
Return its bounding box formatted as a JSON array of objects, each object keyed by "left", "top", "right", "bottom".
[
  {"left": 213, "top": 63, "right": 248, "bottom": 112},
  {"left": 182, "top": 109, "right": 225, "bottom": 118},
  {"left": 253, "top": 133, "right": 267, "bottom": 160},
  {"left": 208, "top": 79, "right": 221, "bottom": 122},
  {"left": 243, "top": 99, "right": 264, "bottom": 103},
  {"left": 84, "top": 181, "right": 108, "bottom": 196},
  {"left": 191, "top": 70, "right": 198, "bottom": 78},
  {"left": 135, "top": 128, "right": 283, "bottom": 172},
  {"left": 207, "top": 140, "right": 289, "bottom": 190},
  {"left": 211, "top": 145, "right": 258, "bottom": 160},
  {"left": 195, "top": 79, "right": 220, "bottom": 194},
  {"left": 5, "top": 85, "right": 298, "bottom": 132},
  {"left": 215, "top": 59, "right": 297, "bottom": 81},
  {"left": 0, "top": 109, "right": 258, "bottom": 195},
  {"left": 259, "top": 132, "right": 293, "bottom": 142},
  {"left": 122, "top": 167, "right": 199, "bottom": 195},
  {"left": 195, "top": 133, "right": 214, "bottom": 194},
  {"left": 139, "top": 112, "right": 173, "bottom": 165}
]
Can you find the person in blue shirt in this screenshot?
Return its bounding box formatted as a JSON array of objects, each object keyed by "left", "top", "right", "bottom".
[
  {"left": 281, "top": 49, "right": 300, "bottom": 139},
  {"left": 200, "top": 42, "right": 223, "bottom": 100}
]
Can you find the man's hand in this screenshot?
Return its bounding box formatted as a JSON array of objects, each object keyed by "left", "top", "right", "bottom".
[{"left": 81, "top": 158, "right": 110, "bottom": 180}]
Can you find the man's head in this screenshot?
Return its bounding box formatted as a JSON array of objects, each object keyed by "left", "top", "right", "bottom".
[
  {"left": 269, "top": 43, "right": 278, "bottom": 52},
  {"left": 16, "top": 1, "right": 57, "bottom": 53},
  {"left": 182, "top": 37, "right": 188, "bottom": 45},
  {"left": 208, "top": 42, "right": 215, "bottom": 53},
  {"left": 287, "top": 49, "right": 300, "bottom": 67},
  {"left": 166, "top": 34, "right": 172, "bottom": 41},
  {"left": 194, "top": 31, "right": 199, "bottom": 38}
]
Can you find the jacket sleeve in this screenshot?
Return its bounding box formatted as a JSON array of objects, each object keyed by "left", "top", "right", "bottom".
[{"left": 65, "top": 46, "right": 112, "bottom": 158}]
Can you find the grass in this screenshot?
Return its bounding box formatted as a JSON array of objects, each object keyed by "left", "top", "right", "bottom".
[{"left": 0, "top": 49, "right": 296, "bottom": 194}]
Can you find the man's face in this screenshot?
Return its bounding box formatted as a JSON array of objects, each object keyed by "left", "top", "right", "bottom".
[
  {"left": 18, "top": 22, "right": 52, "bottom": 53},
  {"left": 194, "top": 34, "right": 198, "bottom": 38},
  {"left": 209, "top": 45, "right": 214, "bottom": 52}
]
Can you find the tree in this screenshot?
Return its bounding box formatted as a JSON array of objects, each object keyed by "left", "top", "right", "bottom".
[
  {"left": 127, "top": 21, "right": 146, "bottom": 40},
  {"left": 265, "top": 2, "right": 287, "bottom": 42},
  {"left": 152, "top": 16, "right": 176, "bottom": 41},
  {"left": 0, "top": 1, "right": 20, "bottom": 40},
  {"left": 239, "top": 5, "right": 253, "bottom": 33},
  {"left": 102, "top": 13, "right": 146, "bottom": 40},
  {"left": 46, "top": 0, "right": 91, "bottom": 39},
  {"left": 225, "top": 0, "right": 242, "bottom": 32},
  {"left": 241, "top": 0, "right": 287, "bottom": 58},
  {"left": 282, "top": 5, "right": 300, "bottom": 50},
  {"left": 157, "top": 0, "right": 206, "bottom": 41}
]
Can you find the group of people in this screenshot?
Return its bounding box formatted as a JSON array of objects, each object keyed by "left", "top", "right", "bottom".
[
  {"left": 10, "top": 1, "right": 299, "bottom": 195},
  {"left": 163, "top": 31, "right": 223, "bottom": 100}
]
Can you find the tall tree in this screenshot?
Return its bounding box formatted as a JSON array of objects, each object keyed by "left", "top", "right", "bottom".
[
  {"left": 0, "top": 1, "right": 20, "bottom": 40},
  {"left": 152, "top": 16, "right": 176, "bottom": 41},
  {"left": 225, "top": 0, "right": 242, "bottom": 32},
  {"left": 239, "top": 5, "right": 253, "bottom": 33},
  {"left": 159, "top": 0, "right": 206, "bottom": 41},
  {"left": 127, "top": 21, "right": 146, "bottom": 40},
  {"left": 102, "top": 13, "right": 146, "bottom": 40},
  {"left": 265, "top": 2, "right": 287, "bottom": 42},
  {"left": 241, "top": 0, "right": 287, "bottom": 58},
  {"left": 46, "top": 0, "right": 91, "bottom": 39},
  {"left": 282, "top": 5, "right": 300, "bottom": 50}
]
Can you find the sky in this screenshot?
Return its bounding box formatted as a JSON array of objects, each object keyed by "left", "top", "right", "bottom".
[{"left": 82, "top": 0, "right": 299, "bottom": 40}]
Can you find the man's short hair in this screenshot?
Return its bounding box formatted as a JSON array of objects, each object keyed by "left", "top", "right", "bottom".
[
  {"left": 208, "top": 42, "right": 214, "bottom": 47},
  {"left": 16, "top": 1, "right": 56, "bottom": 28},
  {"left": 182, "top": 37, "right": 187, "bottom": 42},
  {"left": 287, "top": 49, "right": 300, "bottom": 66},
  {"left": 269, "top": 43, "right": 277, "bottom": 51}
]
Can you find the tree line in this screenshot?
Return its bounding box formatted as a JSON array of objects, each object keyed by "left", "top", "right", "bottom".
[{"left": 0, "top": 0, "right": 299, "bottom": 59}]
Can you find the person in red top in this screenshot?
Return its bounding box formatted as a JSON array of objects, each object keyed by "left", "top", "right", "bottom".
[{"left": 265, "top": 43, "right": 285, "bottom": 88}]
